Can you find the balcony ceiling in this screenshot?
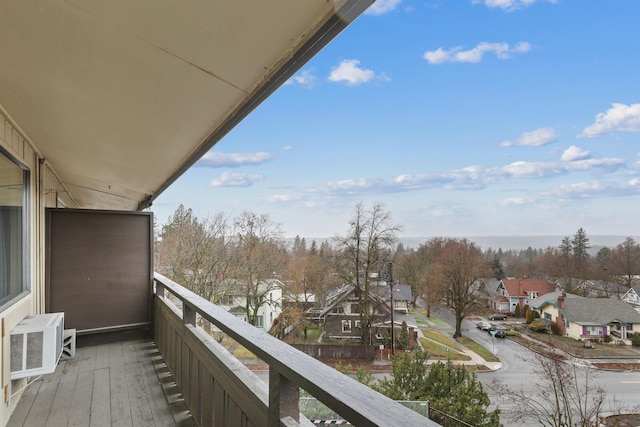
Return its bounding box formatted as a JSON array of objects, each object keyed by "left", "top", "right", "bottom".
[{"left": 0, "top": 0, "right": 371, "bottom": 211}]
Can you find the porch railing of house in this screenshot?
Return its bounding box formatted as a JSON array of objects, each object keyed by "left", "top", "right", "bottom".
[{"left": 153, "top": 272, "right": 440, "bottom": 427}]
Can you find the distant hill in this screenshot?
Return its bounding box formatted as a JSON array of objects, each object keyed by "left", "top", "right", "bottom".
[
  {"left": 287, "top": 235, "right": 639, "bottom": 253},
  {"left": 399, "top": 235, "right": 639, "bottom": 252}
]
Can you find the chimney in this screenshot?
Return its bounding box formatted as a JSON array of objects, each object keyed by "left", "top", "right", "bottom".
[{"left": 558, "top": 292, "right": 566, "bottom": 309}]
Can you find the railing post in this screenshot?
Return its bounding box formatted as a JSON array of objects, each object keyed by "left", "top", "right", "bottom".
[
  {"left": 184, "top": 304, "right": 196, "bottom": 326},
  {"left": 156, "top": 281, "right": 165, "bottom": 298},
  {"left": 268, "top": 369, "right": 299, "bottom": 427}
]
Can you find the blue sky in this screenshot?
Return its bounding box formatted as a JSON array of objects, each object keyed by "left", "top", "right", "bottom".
[{"left": 154, "top": 0, "right": 640, "bottom": 240}]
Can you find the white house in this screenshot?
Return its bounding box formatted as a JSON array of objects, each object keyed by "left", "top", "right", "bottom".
[{"left": 220, "top": 278, "right": 283, "bottom": 333}]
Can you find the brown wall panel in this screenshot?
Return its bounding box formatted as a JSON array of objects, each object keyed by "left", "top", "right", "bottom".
[{"left": 46, "top": 208, "right": 153, "bottom": 333}]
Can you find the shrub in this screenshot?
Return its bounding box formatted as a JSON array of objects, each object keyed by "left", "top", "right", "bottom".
[
  {"left": 526, "top": 309, "right": 540, "bottom": 324},
  {"left": 603, "top": 335, "right": 612, "bottom": 343},
  {"left": 550, "top": 321, "right": 560, "bottom": 335},
  {"left": 528, "top": 319, "right": 547, "bottom": 333},
  {"left": 514, "top": 305, "right": 522, "bottom": 318},
  {"left": 632, "top": 334, "right": 640, "bottom": 347}
]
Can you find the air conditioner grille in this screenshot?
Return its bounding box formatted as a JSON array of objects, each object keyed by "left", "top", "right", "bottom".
[
  {"left": 26, "top": 331, "right": 44, "bottom": 370},
  {"left": 10, "top": 334, "right": 23, "bottom": 372}
]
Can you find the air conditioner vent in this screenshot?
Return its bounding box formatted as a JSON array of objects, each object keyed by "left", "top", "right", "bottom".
[{"left": 10, "top": 313, "right": 64, "bottom": 380}]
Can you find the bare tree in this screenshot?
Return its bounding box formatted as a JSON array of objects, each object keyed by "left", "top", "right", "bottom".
[
  {"left": 231, "top": 211, "right": 287, "bottom": 326},
  {"left": 156, "top": 205, "right": 234, "bottom": 303},
  {"left": 435, "top": 238, "right": 488, "bottom": 338},
  {"left": 611, "top": 237, "right": 640, "bottom": 288},
  {"left": 333, "top": 202, "right": 401, "bottom": 342},
  {"left": 490, "top": 351, "right": 637, "bottom": 427}
]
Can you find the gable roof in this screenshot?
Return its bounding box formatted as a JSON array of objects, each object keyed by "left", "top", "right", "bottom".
[
  {"left": 500, "top": 279, "right": 554, "bottom": 297},
  {"left": 319, "top": 284, "right": 391, "bottom": 318},
  {"left": 528, "top": 291, "right": 585, "bottom": 310},
  {"left": 560, "top": 298, "right": 640, "bottom": 326},
  {"left": 370, "top": 283, "right": 412, "bottom": 302}
]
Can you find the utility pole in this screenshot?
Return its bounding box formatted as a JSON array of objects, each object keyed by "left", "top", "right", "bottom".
[{"left": 388, "top": 262, "right": 395, "bottom": 356}]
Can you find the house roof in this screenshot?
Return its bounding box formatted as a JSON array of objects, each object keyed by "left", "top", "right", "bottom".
[
  {"left": 0, "top": 1, "right": 371, "bottom": 211},
  {"left": 532, "top": 291, "right": 640, "bottom": 325},
  {"left": 371, "top": 283, "right": 412, "bottom": 302},
  {"left": 319, "top": 284, "right": 391, "bottom": 318},
  {"left": 560, "top": 298, "right": 640, "bottom": 326},
  {"left": 500, "top": 279, "right": 554, "bottom": 297},
  {"left": 528, "top": 291, "right": 585, "bottom": 310}
]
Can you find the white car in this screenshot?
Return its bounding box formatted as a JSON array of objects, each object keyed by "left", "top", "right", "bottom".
[{"left": 476, "top": 321, "right": 492, "bottom": 330}]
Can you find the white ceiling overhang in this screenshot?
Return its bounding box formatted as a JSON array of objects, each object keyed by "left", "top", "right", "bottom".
[{"left": 0, "top": 0, "right": 372, "bottom": 211}]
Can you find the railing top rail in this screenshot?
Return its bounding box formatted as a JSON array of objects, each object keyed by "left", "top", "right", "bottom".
[{"left": 154, "top": 272, "right": 439, "bottom": 426}]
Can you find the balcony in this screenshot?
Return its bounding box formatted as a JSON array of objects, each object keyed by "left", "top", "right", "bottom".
[{"left": 10, "top": 273, "right": 438, "bottom": 426}]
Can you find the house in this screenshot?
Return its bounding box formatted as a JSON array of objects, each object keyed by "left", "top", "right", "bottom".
[
  {"left": 319, "top": 284, "right": 391, "bottom": 340},
  {"left": 371, "top": 282, "right": 413, "bottom": 313},
  {"left": 621, "top": 284, "right": 640, "bottom": 312},
  {"left": 495, "top": 278, "right": 554, "bottom": 313},
  {"left": 529, "top": 292, "right": 640, "bottom": 340},
  {"left": 571, "top": 279, "right": 629, "bottom": 298},
  {"left": 0, "top": 2, "right": 434, "bottom": 426},
  {"left": 219, "top": 278, "right": 283, "bottom": 332},
  {"left": 319, "top": 282, "right": 416, "bottom": 345}
]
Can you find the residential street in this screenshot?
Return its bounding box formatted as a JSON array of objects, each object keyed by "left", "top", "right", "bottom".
[{"left": 429, "top": 306, "right": 640, "bottom": 425}]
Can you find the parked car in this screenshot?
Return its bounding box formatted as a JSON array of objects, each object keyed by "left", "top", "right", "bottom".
[
  {"left": 488, "top": 313, "right": 507, "bottom": 321},
  {"left": 499, "top": 310, "right": 514, "bottom": 316},
  {"left": 476, "top": 321, "right": 492, "bottom": 330},
  {"left": 489, "top": 326, "right": 506, "bottom": 338}
]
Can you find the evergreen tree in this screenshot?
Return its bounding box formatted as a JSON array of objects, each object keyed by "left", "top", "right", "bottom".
[{"left": 375, "top": 349, "right": 501, "bottom": 427}]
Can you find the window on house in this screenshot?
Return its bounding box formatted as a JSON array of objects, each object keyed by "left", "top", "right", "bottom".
[
  {"left": 355, "top": 320, "right": 362, "bottom": 329},
  {"left": 341, "top": 320, "right": 351, "bottom": 333},
  {"left": 0, "top": 149, "right": 29, "bottom": 310},
  {"left": 256, "top": 315, "right": 264, "bottom": 328},
  {"left": 585, "top": 326, "right": 603, "bottom": 336},
  {"left": 332, "top": 306, "right": 344, "bottom": 314}
]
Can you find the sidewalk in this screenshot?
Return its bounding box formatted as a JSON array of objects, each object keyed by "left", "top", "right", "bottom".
[{"left": 412, "top": 310, "right": 502, "bottom": 372}]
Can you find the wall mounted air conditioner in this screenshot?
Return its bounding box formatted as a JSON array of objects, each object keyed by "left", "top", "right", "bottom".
[{"left": 10, "top": 312, "right": 64, "bottom": 380}]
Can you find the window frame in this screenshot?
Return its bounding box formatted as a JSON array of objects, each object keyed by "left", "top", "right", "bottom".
[{"left": 0, "top": 147, "right": 30, "bottom": 312}]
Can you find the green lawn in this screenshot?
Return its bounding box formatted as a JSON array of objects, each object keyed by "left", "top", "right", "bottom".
[
  {"left": 456, "top": 336, "right": 500, "bottom": 362},
  {"left": 419, "top": 337, "right": 471, "bottom": 361}
]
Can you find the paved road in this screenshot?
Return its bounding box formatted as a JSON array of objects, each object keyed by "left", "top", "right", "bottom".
[{"left": 435, "top": 307, "right": 640, "bottom": 425}]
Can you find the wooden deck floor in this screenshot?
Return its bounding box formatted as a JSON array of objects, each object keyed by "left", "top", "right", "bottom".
[{"left": 8, "top": 339, "right": 195, "bottom": 427}]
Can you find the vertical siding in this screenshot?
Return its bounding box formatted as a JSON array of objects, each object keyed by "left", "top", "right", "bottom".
[{"left": 0, "top": 106, "right": 79, "bottom": 425}]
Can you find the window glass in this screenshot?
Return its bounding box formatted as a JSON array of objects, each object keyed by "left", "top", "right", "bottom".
[{"left": 0, "top": 150, "right": 28, "bottom": 309}]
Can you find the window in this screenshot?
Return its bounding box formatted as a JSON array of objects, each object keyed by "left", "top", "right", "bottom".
[
  {"left": 256, "top": 315, "right": 264, "bottom": 328},
  {"left": 0, "top": 150, "right": 29, "bottom": 310},
  {"left": 341, "top": 320, "right": 351, "bottom": 333},
  {"left": 585, "top": 325, "right": 603, "bottom": 336},
  {"left": 355, "top": 320, "right": 362, "bottom": 328},
  {"left": 332, "top": 306, "right": 344, "bottom": 314}
]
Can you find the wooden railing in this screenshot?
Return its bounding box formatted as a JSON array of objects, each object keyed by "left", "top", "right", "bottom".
[{"left": 153, "top": 273, "right": 440, "bottom": 427}]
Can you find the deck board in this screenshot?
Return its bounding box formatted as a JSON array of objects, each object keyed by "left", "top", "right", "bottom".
[{"left": 7, "top": 339, "right": 194, "bottom": 427}]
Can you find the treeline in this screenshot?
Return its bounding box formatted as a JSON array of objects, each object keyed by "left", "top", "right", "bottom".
[{"left": 156, "top": 204, "right": 640, "bottom": 331}]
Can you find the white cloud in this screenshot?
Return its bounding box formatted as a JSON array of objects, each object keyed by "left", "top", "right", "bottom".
[
  {"left": 328, "top": 60, "right": 386, "bottom": 86},
  {"left": 423, "top": 42, "right": 531, "bottom": 64},
  {"left": 197, "top": 151, "right": 274, "bottom": 168},
  {"left": 265, "top": 194, "right": 299, "bottom": 203},
  {"left": 561, "top": 146, "right": 590, "bottom": 162},
  {"left": 281, "top": 146, "right": 294, "bottom": 151},
  {"left": 210, "top": 172, "right": 264, "bottom": 187},
  {"left": 501, "top": 127, "right": 556, "bottom": 147},
  {"left": 579, "top": 103, "right": 640, "bottom": 138},
  {"left": 499, "top": 197, "right": 533, "bottom": 206},
  {"left": 500, "top": 161, "right": 564, "bottom": 178},
  {"left": 365, "top": 0, "right": 402, "bottom": 15},
  {"left": 473, "top": 0, "right": 557, "bottom": 12},
  {"left": 285, "top": 69, "right": 318, "bottom": 88},
  {"left": 564, "top": 157, "right": 625, "bottom": 173}
]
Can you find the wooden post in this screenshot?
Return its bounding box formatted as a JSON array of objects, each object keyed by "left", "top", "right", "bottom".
[{"left": 268, "top": 369, "right": 299, "bottom": 427}]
